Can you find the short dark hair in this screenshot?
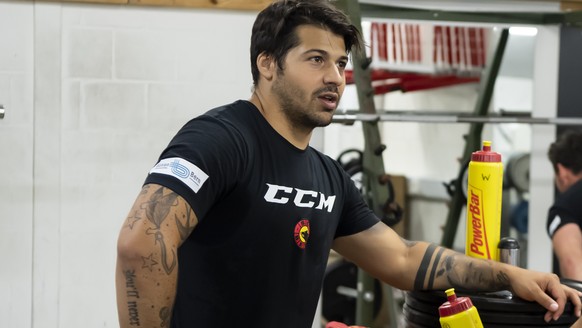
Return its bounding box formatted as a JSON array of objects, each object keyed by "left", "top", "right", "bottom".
[
  {"left": 548, "top": 129, "right": 582, "bottom": 174},
  {"left": 250, "top": 0, "right": 362, "bottom": 86}
]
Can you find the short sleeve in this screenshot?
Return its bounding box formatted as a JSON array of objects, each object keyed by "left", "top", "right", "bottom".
[
  {"left": 547, "top": 205, "right": 578, "bottom": 238},
  {"left": 334, "top": 166, "right": 380, "bottom": 238},
  {"left": 144, "top": 116, "right": 247, "bottom": 220}
]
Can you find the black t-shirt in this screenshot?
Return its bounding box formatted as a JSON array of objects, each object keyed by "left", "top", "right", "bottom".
[
  {"left": 547, "top": 179, "right": 582, "bottom": 239},
  {"left": 144, "top": 100, "right": 379, "bottom": 328}
]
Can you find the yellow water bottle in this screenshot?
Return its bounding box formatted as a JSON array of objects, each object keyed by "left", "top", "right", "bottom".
[
  {"left": 465, "top": 140, "right": 503, "bottom": 261},
  {"left": 438, "top": 288, "right": 483, "bottom": 328}
]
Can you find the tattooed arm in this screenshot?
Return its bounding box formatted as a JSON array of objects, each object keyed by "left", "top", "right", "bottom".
[
  {"left": 115, "top": 184, "right": 198, "bottom": 328},
  {"left": 333, "top": 222, "right": 582, "bottom": 322}
]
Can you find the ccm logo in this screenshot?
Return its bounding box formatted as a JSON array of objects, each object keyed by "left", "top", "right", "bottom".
[{"left": 264, "top": 183, "right": 336, "bottom": 213}]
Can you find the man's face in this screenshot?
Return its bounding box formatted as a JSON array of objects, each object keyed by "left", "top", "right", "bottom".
[
  {"left": 271, "top": 25, "right": 348, "bottom": 129},
  {"left": 555, "top": 172, "right": 567, "bottom": 193},
  {"left": 554, "top": 163, "right": 576, "bottom": 193}
]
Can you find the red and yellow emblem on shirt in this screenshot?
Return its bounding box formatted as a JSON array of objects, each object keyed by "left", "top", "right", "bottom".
[{"left": 294, "top": 219, "right": 310, "bottom": 249}]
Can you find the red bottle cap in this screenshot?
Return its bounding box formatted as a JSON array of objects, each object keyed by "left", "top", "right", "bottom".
[
  {"left": 471, "top": 140, "right": 501, "bottom": 163},
  {"left": 438, "top": 288, "right": 474, "bottom": 317}
]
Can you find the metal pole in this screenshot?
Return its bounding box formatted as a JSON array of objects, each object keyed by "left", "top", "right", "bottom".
[
  {"left": 332, "top": 113, "right": 582, "bottom": 125},
  {"left": 334, "top": 0, "right": 395, "bottom": 326}
]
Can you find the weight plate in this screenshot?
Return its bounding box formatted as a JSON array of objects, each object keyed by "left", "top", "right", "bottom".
[
  {"left": 404, "top": 285, "right": 581, "bottom": 327},
  {"left": 402, "top": 303, "right": 440, "bottom": 327},
  {"left": 406, "top": 290, "right": 579, "bottom": 314},
  {"left": 321, "top": 260, "right": 383, "bottom": 325},
  {"left": 506, "top": 153, "right": 530, "bottom": 193}
]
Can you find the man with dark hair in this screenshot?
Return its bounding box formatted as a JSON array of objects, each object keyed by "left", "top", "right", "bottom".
[
  {"left": 547, "top": 129, "right": 582, "bottom": 280},
  {"left": 115, "top": 1, "right": 582, "bottom": 327}
]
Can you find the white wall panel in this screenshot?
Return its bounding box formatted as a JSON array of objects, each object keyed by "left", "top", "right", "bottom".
[
  {"left": 32, "top": 3, "right": 62, "bottom": 328},
  {"left": 58, "top": 4, "right": 257, "bottom": 327},
  {"left": 65, "top": 28, "right": 113, "bottom": 79},
  {"left": 0, "top": 2, "right": 34, "bottom": 328},
  {"left": 528, "top": 25, "right": 560, "bottom": 272}
]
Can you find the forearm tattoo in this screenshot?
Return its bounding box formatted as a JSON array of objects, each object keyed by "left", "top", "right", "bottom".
[
  {"left": 124, "top": 269, "right": 141, "bottom": 326},
  {"left": 160, "top": 307, "right": 171, "bottom": 328},
  {"left": 427, "top": 247, "right": 445, "bottom": 289},
  {"left": 120, "top": 185, "right": 195, "bottom": 326},
  {"left": 413, "top": 243, "right": 510, "bottom": 291},
  {"left": 413, "top": 244, "right": 437, "bottom": 290}
]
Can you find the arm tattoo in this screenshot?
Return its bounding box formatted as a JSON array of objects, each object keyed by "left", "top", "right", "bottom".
[
  {"left": 124, "top": 269, "right": 141, "bottom": 326},
  {"left": 496, "top": 271, "right": 510, "bottom": 288},
  {"left": 144, "top": 187, "right": 179, "bottom": 275},
  {"left": 160, "top": 307, "right": 171, "bottom": 328},
  {"left": 400, "top": 237, "right": 418, "bottom": 248},
  {"left": 441, "top": 254, "right": 510, "bottom": 290},
  {"left": 145, "top": 187, "right": 179, "bottom": 228},
  {"left": 413, "top": 243, "right": 437, "bottom": 290},
  {"left": 175, "top": 202, "right": 196, "bottom": 242},
  {"left": 412, "top": 249, "right": 511, "bottom": 291},
  {"left": 427, "top": 247, "right": 445, "bottom": 289},
  {"left": 440, "top": 254, "right": 464, "bottom": 288},
  {"left": 141, "top": 253, "right": 158, "bottom": 271},
  {"left": 125, "top": 187, "right": 152, "bottom": 229},
  {"left": 140, "top": 185, "right": 150, "bottom": 195},
  {"left": 413, "top": 244, "right": 512, "bottom": 291},
  {"left": 126, "top": 211, "right": 142, "bottom": 229}
]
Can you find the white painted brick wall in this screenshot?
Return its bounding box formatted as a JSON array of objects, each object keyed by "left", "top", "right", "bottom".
[
  {"left": 115, "top": 29, "right": 177, "bottom": 80},
  {"left": 1, "top": 2, "right": 258, "bottom": 328},
  {"left": 83, "top": 82, "right": 147, "bottom": 129},
  {"left": 58, "top": 7, "right": 256, "bottom": 327},
  {"left": 65, "top": 28, "right": 113, "bottom": 79},
  {"left": 0, "top": 2, "right": 34, "bottom": 328}
]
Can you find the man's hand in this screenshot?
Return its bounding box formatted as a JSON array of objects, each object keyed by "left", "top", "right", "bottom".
[{"left": 508, "top": 267, "right": 582, "bottom": 322}]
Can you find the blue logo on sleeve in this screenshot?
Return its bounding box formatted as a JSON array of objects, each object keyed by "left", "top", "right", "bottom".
[
  {"left": 149, "top": 157, "right": 209, "bottom": 193},
  {"left": 170, "top": 159, "right": 190, "bottom": 179}
]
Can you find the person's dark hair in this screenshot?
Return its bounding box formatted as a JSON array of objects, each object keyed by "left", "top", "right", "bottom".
[
  {"left": 250, "top": 0, "right": 363, "bottom": 86},
  {"left": 548, "top": 129, "right": 582, "bottom": 174}
]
